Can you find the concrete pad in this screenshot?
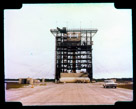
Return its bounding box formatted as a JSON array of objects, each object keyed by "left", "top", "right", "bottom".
[{"left": 5, "top": 82, "right": 133, "bottom": 105}]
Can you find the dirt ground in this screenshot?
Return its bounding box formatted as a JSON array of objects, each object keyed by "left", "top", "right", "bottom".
[{"left": 5, "top": 82, "right": 133, "bottom": 106}]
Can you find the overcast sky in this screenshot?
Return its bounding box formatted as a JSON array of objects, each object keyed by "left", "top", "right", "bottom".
[{"left": 4, "top": 3, "right": 132, "bottom": 79}]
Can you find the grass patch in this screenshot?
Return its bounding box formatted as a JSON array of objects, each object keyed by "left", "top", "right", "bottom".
[
  {"left": 117, "top": 84, "right": 133, "bottom": 90},
  {"left": 6, "top": 82, "right": 29, "bottom": 90}
]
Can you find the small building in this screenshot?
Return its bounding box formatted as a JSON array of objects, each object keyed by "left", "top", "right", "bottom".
[{"left": 19, "top": 78, "right": 33, "bottom": 84}]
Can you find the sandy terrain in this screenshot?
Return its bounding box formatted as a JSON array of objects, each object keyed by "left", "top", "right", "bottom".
[{"left": 5, "top": 82, "right": 133, "bottom": 106}]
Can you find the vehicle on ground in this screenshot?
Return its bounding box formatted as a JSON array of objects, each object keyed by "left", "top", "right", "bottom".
[{"left": 103, "top": 80, "right": 117, "bottom": 88}]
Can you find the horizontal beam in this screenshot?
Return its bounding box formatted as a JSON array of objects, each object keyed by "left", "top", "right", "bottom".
[{"left": 50, "top": 28, "right": 98, "bottom": 33}]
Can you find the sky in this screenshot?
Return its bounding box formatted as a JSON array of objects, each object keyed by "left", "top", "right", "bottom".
[{"left": 4, "top": 3, "right": 132, "bottom": 79}]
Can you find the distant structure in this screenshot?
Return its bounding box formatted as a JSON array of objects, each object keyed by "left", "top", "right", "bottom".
[
  {"left": 18, "top": 78, "right": 40, "bottom": 84},
  {"left": 50, "top": 27, "right": 98, "bottom": 82}
]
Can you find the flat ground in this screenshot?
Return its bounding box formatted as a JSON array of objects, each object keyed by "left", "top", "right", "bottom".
[{"left": 5, "top": 82, "right": 133, "bottom": 106}]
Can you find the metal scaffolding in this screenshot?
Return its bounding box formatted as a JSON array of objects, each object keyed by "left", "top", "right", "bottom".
[{"left": 50, "top": 27, "right": 98, "bottom": 82}]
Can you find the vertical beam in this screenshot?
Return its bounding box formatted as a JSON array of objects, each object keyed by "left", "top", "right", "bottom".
[
  {"left": 90, "top": 32, "right": 93, "bottom": 82},
  {"left": 72, "top": 51, "right": 76, "bottom": 73},
  {"left": 62, "top": 33, "right": 64, "bottom": 73},
  {"left": 55, "top": 31, "right": 59, "bottom": 80},
  {"left": 86, "top": 30, "right": 88, "bottom": 70},
  {"left": 86, "top": 30, "right": 87, "bottom": 45},
  {"left": 55, "top": 33, "right": 57, "bottom": 80}
]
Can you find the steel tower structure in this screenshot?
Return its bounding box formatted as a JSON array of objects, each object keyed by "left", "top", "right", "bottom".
[{"left": 50, "top": 27, "right": 98, "bottom": 82}]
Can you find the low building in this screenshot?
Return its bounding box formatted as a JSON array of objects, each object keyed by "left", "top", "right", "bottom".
[{"left": 18, "top": 78, "right": 40, "bottom": 84}]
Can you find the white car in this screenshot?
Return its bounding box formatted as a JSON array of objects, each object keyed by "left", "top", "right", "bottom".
[{"left": 103, "top": 80, "right": 117, "bottom": 88}]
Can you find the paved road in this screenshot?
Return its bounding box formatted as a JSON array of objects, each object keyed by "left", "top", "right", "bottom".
[{"left": 5, "top": 82, "right": 133, "bottom": 105}]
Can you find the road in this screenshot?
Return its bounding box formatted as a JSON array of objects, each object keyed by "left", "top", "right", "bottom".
[{"left": 5, "top": 82, "right": 133, "bottom": 105}]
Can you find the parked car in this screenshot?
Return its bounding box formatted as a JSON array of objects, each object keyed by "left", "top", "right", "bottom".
[{"left": 103, "top": 80, "right": 117, "bottom": 88}]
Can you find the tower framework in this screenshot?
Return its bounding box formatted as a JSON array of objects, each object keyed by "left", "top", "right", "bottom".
[{"left": 50, "top": 27, "right": 98, "bottom": 82}]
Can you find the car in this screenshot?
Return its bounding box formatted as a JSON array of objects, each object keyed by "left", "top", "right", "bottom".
[{"left": 103, "top": 80, "right": 117, "bottom": 88}]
